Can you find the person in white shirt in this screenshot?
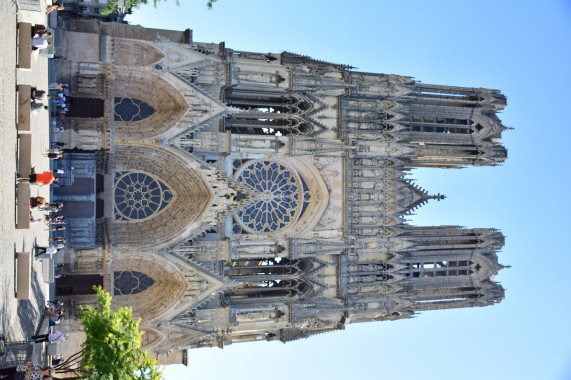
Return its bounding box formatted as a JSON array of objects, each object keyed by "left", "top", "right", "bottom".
[
  {"left": 31, "top": 37, "right": 52, "bottom": 50},
  {"left": 31, "top": 331, "right": 68, "bottom": 343},
  {"left": 35, "top": 245, "right": 59, "bottom": 258}
]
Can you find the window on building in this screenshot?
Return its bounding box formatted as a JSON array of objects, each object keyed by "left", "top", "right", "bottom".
[
  {"left": 223, "top": 258, "right": 311, "bottom": 302},
  {"left": 114, "top": 172, "right": 173, "bottom": 221},
  {"left": 114, "top": 97, "right": 155, "bottom": 122},
  {"left": 223, "top": 90, "right": 313, "bottom": 135},
  {"left": 408, "top": 116, "right": 474, "bottom": 134},
  {"left": 233, "top": 160, "right": 310, "bottom": 234},
  {"left": 404, "top": 260, "right": 472, "bottom": 278},
  {"left": 113, "top": 271, "right": 154, "bottom": 295}
]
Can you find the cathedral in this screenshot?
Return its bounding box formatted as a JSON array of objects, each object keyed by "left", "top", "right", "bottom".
[{"left": 51, "top": 20, "right": 508, "bottom": 358}]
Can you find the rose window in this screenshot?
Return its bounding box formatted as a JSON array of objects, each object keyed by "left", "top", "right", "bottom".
[
  {"left": 234, "top": 160, "right": 310, "bottom": 234},
  {"left": 114, "top": 172, "right": 173, "bottom": 221}
]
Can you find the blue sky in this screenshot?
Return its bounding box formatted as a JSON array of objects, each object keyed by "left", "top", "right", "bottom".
[{"left": 127, "top": 1, "right": 571, "bottom": 379}]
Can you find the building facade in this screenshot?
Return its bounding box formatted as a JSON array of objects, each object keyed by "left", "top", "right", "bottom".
[{"left": 53, "top": 20, "right": 508, "bottom": 358}]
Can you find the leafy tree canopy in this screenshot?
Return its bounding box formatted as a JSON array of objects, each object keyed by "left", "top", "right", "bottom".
[
  {"left": 77, "top": 286, "right": 162, "bottom": 380},
  {"left": 102, "top": 0, "right": 218, "bottom": 15}
]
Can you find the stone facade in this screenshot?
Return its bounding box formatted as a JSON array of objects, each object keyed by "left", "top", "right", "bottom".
[{"left": 53, "top": 20, "right": 508, "bottom": 358}]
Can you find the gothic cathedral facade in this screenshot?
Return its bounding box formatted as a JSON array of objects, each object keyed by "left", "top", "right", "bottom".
[{"left": 53, "top": 20, "right": 508, "bottom": 357}]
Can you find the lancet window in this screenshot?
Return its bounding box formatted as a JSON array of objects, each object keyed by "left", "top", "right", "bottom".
[
  {"left": 412, "top": 88, "right": 485, "bottom": 102},
  {"left": 403, "top": 260, "right": 472, "bottom": 278},
  {"left": 225, "top": 258, "right": 310, "bottom": 277},
  {"left": 223, "top": 258, "right": 312, "bottom": 302},
  {"left": 224, "top": 90, "right": 313, "bottom": 135},
  {"left": 408, "top": 116, "right": 475, "bottom": 134}
]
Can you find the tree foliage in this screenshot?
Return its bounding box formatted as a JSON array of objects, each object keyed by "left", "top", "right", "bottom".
[
  {"left": 76, "top": 286, "right": 162, "bottom": 380},
  {"left": 102, "top": 0, "right": 218, "bottom": 15}
]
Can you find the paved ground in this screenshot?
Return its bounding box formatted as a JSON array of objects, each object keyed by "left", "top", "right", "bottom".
[{"left": 0, "top": 0, "right": 53, "bottom": 363}]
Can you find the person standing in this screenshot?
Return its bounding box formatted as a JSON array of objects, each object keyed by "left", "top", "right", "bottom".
[
  {"left": 34, "top": 245, "right": 58, "bottom": 257},
  {"left": 0, "top": 363, "right": 55, "bottom": 379},
  {"left": 31, "top": 330, "right": 68, "bottom": 343},
  {"left": 31, "top": 37, "right": 52, "bottom": 50},
  {"left": 19, "top": 171, "right": 57, "bottom": 186}
]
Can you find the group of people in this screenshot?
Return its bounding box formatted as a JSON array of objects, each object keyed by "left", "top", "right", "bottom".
[
  {"left": 0, "top": 303, "right": 67, "bottom": 378},
  {"left": 45, "top": 300, "right": 66, "bottom": 329},
  {"left": 0, "top": 363, "right": 55, "bottom": 379},
  {"left": 30, "top": 83, "right": 70, "bottom": 119},
  {"left": 1, "top": 11, "right": 71, "bottom": 380},
  {"left": 30, "top": 87, "right": 50, "bottom": 112},
  {"left": 49, "top": 83, "right": 70, "bottom": 119},
  {"left": 35, "top": 240, "right": 67, "bottom": 261},
  {"left": 31, "top": 24, "right": 52, "bottom": 51},
  {"left": 24, "top": 166, "right": 68, "bottom": 258},
  {"left": 29, "top": 196, "right": 61, "bottom": 225}
]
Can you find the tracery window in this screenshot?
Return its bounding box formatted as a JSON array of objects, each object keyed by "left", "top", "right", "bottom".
[
  {"left": 224, "top": 279, "right": 310, "bottom": 302},
  {"left": 224, "top": 258, "right": 312, "bottom": 302},
  {"left": 225, "top": 258, "right": 310, "bottom": 277},
  {"left": 224, "top": 90, "right": 313, "bottom": 135},
  {"left": 114, "top": 97, "right": 155, "bottom": 122},
  {"left": 224, "top": 90, "right": 312, "bottom": 114},
  {"left": 408, "top": 116, "right": 474, "bottom": 134},
  {"left": 113, "top": 271, "right": 155, "bottom": 295},
  {"left": 233, "top": 160, "right": 310, "bottom": 234},
  {"left": 403, "top": 260, "right": 472, "bottom": 278},
  {"left": 114, "top": 172, "right": 173, "bottom": 221}
]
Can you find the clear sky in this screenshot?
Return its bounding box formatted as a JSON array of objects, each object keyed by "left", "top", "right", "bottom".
[{"left": 126, "top": 1, "right": 571, "bottom": 379}]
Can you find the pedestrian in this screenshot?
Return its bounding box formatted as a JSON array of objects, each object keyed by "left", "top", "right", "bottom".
[
  {"left": 49, "top": 83, "right": 68, "bottom": 91},
  {"left": 31, "top": 196, "right": 47, "bottom": 208},
  {"left": 19, "top": 171, "right": 57, "bottom": 186},
  {"left": 31, "top": 331, "right": 68, "bottom": 343},
  {"left": 49, "top": 311, "right": 64, "bottom": 326},
  {"left": 34, "top": 244, "right": 58, "bottom": 257},
  {"left": 31, "top": 88, "right": 50, "bottom": 101},
  {"left": 30, "top": 101, "right": 48, "bottom": 111},
  {"left": 47, "top": 299, "right": 64, "bottom": 308},
  {"left": 32, "top": 24, "right": 47, "bottom": 36},
  {"left": 0, "top": 363, "right": 55, "bottom": 379},
  {"left": 41, "top": 202, "right": 63, "bottom": 212},
  {"left": 31, "top": 37, "right": 52, "bottom": 50},
  {"left": 30, "top": 215, "right": 43, "bottom": 224},
  {"left": 52, "top": 353, "right": 64, "bottom": 366},
  {"left": 47, "top": 153, "right": 63, "bottom": 160},
  {"left": 46, "top": 1, "right": 64, "bottom": 14}
]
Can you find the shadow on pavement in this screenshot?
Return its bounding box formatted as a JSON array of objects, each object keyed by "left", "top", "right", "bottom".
[{"left": 17, "top": 270, "right": 45, "bottom": 337}]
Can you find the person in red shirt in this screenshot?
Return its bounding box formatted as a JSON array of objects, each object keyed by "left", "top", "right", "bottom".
[{"left": 19, "top": 171, "right": 59, "bottom": 186}]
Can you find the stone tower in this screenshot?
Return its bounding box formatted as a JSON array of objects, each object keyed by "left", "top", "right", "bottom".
[{"left": 52, "top": 20, "right": 508, "bottom": 357}]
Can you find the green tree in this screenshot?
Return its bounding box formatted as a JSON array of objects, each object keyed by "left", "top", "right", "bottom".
[
  {"left": 56, "top": 286, "right": 162, "bottom": 379},
  {"left": 102, "top": 0, "right": 218, "bottom": 15}
]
